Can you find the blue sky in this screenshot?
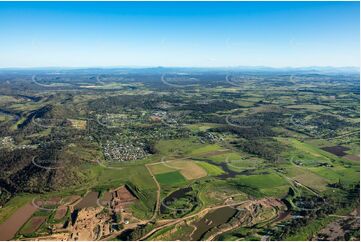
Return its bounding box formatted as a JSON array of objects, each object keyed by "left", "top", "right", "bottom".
[{"left": 0, "top": 1, "right": 359, "bottom": 68}]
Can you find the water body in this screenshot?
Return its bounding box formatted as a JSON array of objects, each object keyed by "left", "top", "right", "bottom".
[
  {"left": 0, "top": 108, "right": 20, "bottom": 121},
  {"left": 191, "top": 206, "right": 238, "bottom": 240},
  {"left": 160, "top": 187, "right": 194, "bottom": 214}
]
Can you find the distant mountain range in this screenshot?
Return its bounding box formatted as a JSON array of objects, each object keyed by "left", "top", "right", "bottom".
[{"left": 0, "top": 66, "right": 359, "bottom": 75}]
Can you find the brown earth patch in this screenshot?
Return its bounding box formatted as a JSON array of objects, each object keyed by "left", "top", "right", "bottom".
[
  {"left": 166, "top": 159, "right": 207, "bottom": 180},
  {"left": 34, "top": 196, "right": 62, "bottom": 208},
  {"left": 75, "top": 192, "right": 99, "bottom": 209},
  {"left": 111, "top": 186, "right": 138, "bottom": 212},
  {"left": 54, "top": 205, "right": 67, "bottom": 220},
  {"left": 0, "top": 203, "right": 38, "bottom": 240},
  {"left": 321, "top": 146, "right": 350, "bottom": 157},
  {"left": 63, "top": 195, "right": 81, "bottom": 205},
  {"left": 344, "top": 154, "right": 360, "bottom": 162},
  {"left": 20, "top": 216, "right": 47, "bottom": 234},
  {"left": 113, "top": 186, "right": 137, "bottom": 203},
  {"left": 68, "top": 119, "right": 87, "bottom": 130},
  {"left": 103, "top": 191, "right": 112, "bottom": 202}
]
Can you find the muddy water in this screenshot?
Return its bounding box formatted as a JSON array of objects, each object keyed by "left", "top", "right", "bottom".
[
  {"left": 74, "top": 191, "right": 99, "bottom": 209},
  {"left": 190, "top": 206, "right": 238, "bottom": 240},
  {"left": 0, "top": 203, "right": 38, "bottom": 240}
]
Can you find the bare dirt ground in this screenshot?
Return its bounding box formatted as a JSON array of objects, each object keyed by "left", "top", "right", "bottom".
[
  {"left": 70, "top": 207, "right": 105, "bottom": 240},
  {"left": 0, "top": 203, "right": 38, "bottom": 240},
  {"left": 68, "top": 119, "right": 87, "bottom": 130},
  {"left": 313, "top": 209, "right": 360, "bottom": 241},
  {"left": 206, "top": 198, "right": 287, "bottom": 240},
  {"left": 165, "top": 159, "right": 207, "bottom": 180},
  {"left": 74, "top": 191, "right": 99, "bottom": 209},
  {"left": 139, "top": 198, "right": 287, "bottom": 241},
  {"left": 343, "top": 154, "right": 360, "bottom": 162},
  {"left": 54, "top": 205, "right": 67, "bottom": 220},
  {"left": 21, "top": 216, "right": 47, "bottom": 234}
]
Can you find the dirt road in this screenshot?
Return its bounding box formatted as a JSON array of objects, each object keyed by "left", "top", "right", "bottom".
[
  {"left": 138, "top": 200, "right": 249, "bottom": 241},
  {"left": 145, "top": 163, "right": 161, "bottom": 221}
]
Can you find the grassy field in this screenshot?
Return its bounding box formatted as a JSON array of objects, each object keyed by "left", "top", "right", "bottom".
[
  {"left": 155, "top": 171, "right": 187, "bottom": 186},
  {"left": 190, "top": 144, "right": 224, "bottom": 156},
  {"left": 148, "top": 163, "right": 176, "bottom": 174},
  {"left": 277, "top": 138, "right": 335, "bottom": 160},
  {"left": 164, "top": 159, "right": 207, "bottom": 180},
  {"left": 235, "top": 173, "right": 289, "bottom": 197},
  {"left": 0, "top": 71, "right": 359, "bottom": 240},
  {"left": 284, "top": 166, "right": 330, "bottom": 192},
  {"left": 0, "top": 195, "right": 35, "bottom": 225},
  {"left": 205, "top": 151, "right": 241, "bottom": 163},
  {"left": 196, "top": 161, "right": 225, "bottom": 176},
  {"left": 155, "top": 138, "right": 204, "bottom": 156},
  {"left": 285, "top": 104, "right": 331, "bottom": 110},
  {"left": 186, "top": 123, "right": 220, "bottom": 132},
  {"left": 149, "top": 159, "right": 207, "bottom": 180}
]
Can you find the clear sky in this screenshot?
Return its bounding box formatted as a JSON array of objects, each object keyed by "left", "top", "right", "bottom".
[{"left": 0, "top": 1, "right": 359, "bottom": 68}]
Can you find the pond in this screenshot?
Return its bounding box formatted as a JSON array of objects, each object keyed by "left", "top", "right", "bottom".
[
  {"left": 160, "top": 187, "right": 197, "bottom": 215},
  {"left": 190, "top": 206, "right": 238, "bottom": 240}
]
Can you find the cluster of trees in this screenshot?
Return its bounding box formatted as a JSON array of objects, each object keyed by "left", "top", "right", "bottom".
[
  {"left": 289, "top": 112, "right": 353, "bottom": 138},
  {"left": 0, "top": 125, "right": 90, "bottom": 206},
  {"left": 118, "top": 223, "right": 154, "bottom": 240},
  {"left": 211, "top": 125, "right": 276, "bottom": 139},
  {"left": 207, "top": 111, "right": 285, "bottom": 162},
  {"left": 160, "top": 188, "right": 198, "bottom": 219},
  {"left": 230, "top": 180, "right": 264, "bottom": 198},
  {"left": 87, "top": 94, "right": 183, "bottom": 113},
  {"left": 0, "top": 145, "right": 85, "bottom": 197},
  {"left": 177, "top": 100, "right": 240, "bottom": 113},
  {"left": 271, "top": 184, "right": 360, "bottom": 240},
  {"left": 17, "top": 105, "right": 52, "bottom": 129},
  {"left": 232, "top": 138, "right": 283, "bottom": 162}
]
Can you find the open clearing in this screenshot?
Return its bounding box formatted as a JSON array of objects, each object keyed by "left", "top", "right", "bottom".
[
  {"left": 74, "top": 191, "right": 99, "bottom": 209},
  {"left": 165, "top": 159, "right": 207, "bottom": 180},
  {"left": 20, "top": 216, "right": 47, "bottom": 234},
  {"left": 155, "top": 171, "right": 187, "bottom": 185},
  {"left": 196, "top": 161, "right": 225, "bottom": 176},
  {"left": 54, "top": 205, "right": 67, "bottom": 220},
  {"left": 0, "top": 203, "right": 38, "bottom": 240},
  {"left": 0, "top": 69, "right": 359, "bottom": 241},
  {"left": 285, "top": 166, "right": 329, "bottom": 192},
  {"left": 235, "top": 173, "right": 289, "bottom": 197},
  {"left": 68, "top": 119, "right": 87, "bottom": 129},
  {"left": 148, "top": 163, "right": 176, "bottom": 174},
  {"left": 150, "top": 159, "right": 207, "bottom": 180},
  {"left": 286, "top": 104, "right": 331, "bottom": 110}
]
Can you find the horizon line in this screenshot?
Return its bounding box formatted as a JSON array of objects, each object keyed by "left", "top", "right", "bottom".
[{"left": 0, "top": 65, "right": 359, "bottom": 70}]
